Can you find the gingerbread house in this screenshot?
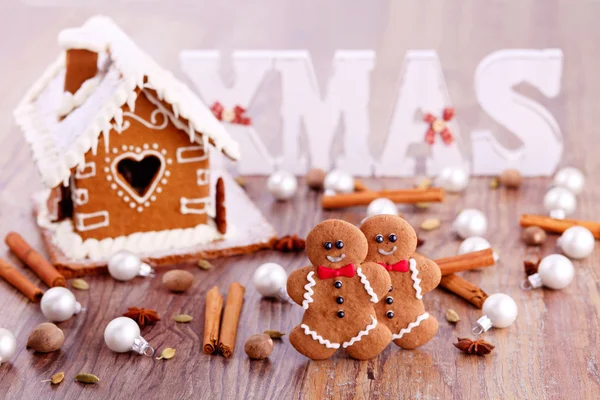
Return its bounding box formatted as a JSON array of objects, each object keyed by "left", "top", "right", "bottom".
[{"left": 14, "top": 16, "right": 276, "bottom": 275}]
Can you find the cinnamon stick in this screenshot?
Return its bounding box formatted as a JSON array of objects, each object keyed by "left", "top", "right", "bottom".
[
  {"left": 435, "top": 249, "right": 496, "bottom": 276},
  {"left": 520, "top": 214, "right": 600, "bottom": 239},
  {"left": 322, "top": 188, "right": 445, "bottom": 209},
  {"left": 0, "top": 257, "right": 44, "bottom": 302},
  {"left": 5, "top": 232, "right": 66, "bottom": 287},
  {"left": 439, "top": 274, "right": 488, "bottom": 309},
  {"left": 354, "top": 179, "right": 369, "bottom": 192},
  {"left": 218, "top": 282, "right": 245, "bottom": 357},
  {"left": 203, "top": 286, "right": 224, "bottom": 354}
]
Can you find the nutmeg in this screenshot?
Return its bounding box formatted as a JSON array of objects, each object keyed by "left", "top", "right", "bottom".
[
  {"left": 499, "top": 169, "right": 523, "bottom": 189},
  {"left": 162, "top": 269, "right": 195, "bottom": 293},
  {"left": 244, "top": 333, "right": 274, "bottom": 360},
  {"left": 26, "top": 322, "right": 64, "bottom": 353},
  {"left": 306, "top": 168, "right": 326, "bottom": 190},
  {"left": 521, "top": 226, "right": 547, "bottom": 246}
]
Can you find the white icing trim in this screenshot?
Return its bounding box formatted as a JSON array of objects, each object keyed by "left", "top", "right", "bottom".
[
  {"left": 300, "top": 323, "right": 340, "bottom": 349},
  {"left": 391, "top": 312, "right": 430, "bottom": 340},
  {"left": 356, "top": 267, "right": 379, "bottom": 303},
  {"left": 72, "top": 188, "right": 89, "bottom": 205},
  {"left": 57, "top": 76, "right": 101, "bottom": 117},
  {"left": 14, "top": 16, "right": 239, "bottom": 188},
  {"left": 342, "top": 315, "right": 377, "bottom": 348},
  {"left": 113, "top": 108, "right": 168, "bottom": 133},
  {"left": 75, "top": 162, "right": 96, "bottom": 179},
  {"left": 302, "top": 271, "right": 316, "bottom": 310},
  {"left": 75, "top": 211, "right": 109, "bottom": 232},
  {"left": 176, "top": 146, "right": 208, "bottom": 164},
  {"left": 58, "top": 27, "right": 108, "bottom": 52},
  {"left": 408, "top": 258, "right": 423, "bottom": 299},
  {"left": 110, "top": 150, "right": 166, "bottom": 205},
  {"left": 180, "top": 197, "right": 210, "bottom": 215},
  {"left": 197, "top": 169, "right": 210, "bottom": 185},
  {"left": 35, "top": 190, "right": 231, "bottom": 261}
]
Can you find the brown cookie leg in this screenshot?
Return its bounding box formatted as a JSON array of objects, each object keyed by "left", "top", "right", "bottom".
[
  {"left": 392, "top": 315, "right": 438, "bottom": 350},
  {"left": 289, "top": 325, "right": 338, "bottom": 360},
  {"left": 344, "top": 322, "right": 392, "bottom": 360}
]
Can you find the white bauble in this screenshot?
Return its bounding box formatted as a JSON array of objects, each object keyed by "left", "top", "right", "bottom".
[
  {"left": 107, "top": 251, "right": 153, "bottom": 281},
  {"left": 457, "top": 236, "right": 491, "bottom": 255},
  {"left": 366, "top": 198, "right": 398, "bottom": 218},
  {"left": 538, "top": 254, "right": 575, "bottom": 289},
  {"left": 453, "top": 209, "right": 488, "bottom": 239},
  {"left": 0, "top": 328, "right": 17, "bottom": 365},
  {"left": 554, "top": 167, "right": 585, "bottom": 195},
  {"left": 544, "top": 187, "right": 577, "bottom": 219},
  {"left": 40, "top": 287, "right": 82, "bottom": 322},
  {"left": 104, "top": 317, "right": 151, "bottom": 355},
  {"left": 557, "top": 226, "right": 595, "bottom": 259},
  {"left": 267, "top": 170, "right": 298, "bottom": 200},
  {"left": 436, "top": 166, "right": 470, "bottom": 193},
  {"left": 482, "top": 293, "right": 518, "bottom": 328},
  {"left": 253, "top": 263, "right": 288, "bottom": 298},
  {"left": 323, "top": 169, "right": 354, "bottom": 194}
]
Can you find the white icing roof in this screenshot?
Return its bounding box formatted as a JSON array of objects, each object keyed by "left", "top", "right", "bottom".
[{"left": 14, "top": 16, "right": 239, "bottom": 188}]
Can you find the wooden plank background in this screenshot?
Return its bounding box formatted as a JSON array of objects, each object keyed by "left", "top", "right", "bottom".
[{"left": 1, "top": 1, "right": 600, "bottom": 399}]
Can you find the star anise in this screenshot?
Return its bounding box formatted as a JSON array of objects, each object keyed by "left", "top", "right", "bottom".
[
  {"left": 273, "top": 235, "right": 306, "bottom": 253},
  {"left": 453, "top": 337, "right": 495, "bottom": 355},
  {"left": 123, "top": 307, "right": 161, "bottom": 327}
]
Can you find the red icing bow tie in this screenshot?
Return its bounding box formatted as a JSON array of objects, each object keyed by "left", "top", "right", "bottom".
[
  {"left": 378, "top": 260, "right": 409, "bottom": 272},
  {"left": 210, "top": 101, "right": 251, "bottom": 125},
  {"left": 423, "top": 107, "right": 455, "bottom": 145},
  {"left": 317, "top": 264, "right": 356, "bottom": 280}
]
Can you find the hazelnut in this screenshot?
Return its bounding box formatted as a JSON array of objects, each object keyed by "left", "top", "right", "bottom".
[
  {"left": 27, "top": 322, "right": 64, "bottom": 353},
  {"left": 162, "top": 269, "right": 195, "bottom": 293},
  {"left": 499, "top": 169, "right": 523, "bottom": 189},
  {"left": 244, "top": 333, "right": 274, "bottom": 360},
  {"left": 521, "top": 226, "right": 547, "bottom": 246},
  {"left": 306, "top": 168, "right": 326, "bottom": 190}
]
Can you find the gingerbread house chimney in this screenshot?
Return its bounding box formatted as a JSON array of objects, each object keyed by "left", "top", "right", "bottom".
[{"left": 58, "top": 27, "right": 107, "bottom": 94}]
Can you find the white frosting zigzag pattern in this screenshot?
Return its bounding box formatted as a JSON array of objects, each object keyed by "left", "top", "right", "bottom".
[
  {"left": 408, "top": 258, "right": 423, "bottom": 299},
  {"left": 356, "top": 267, "right": 379, "bottom": 303},
  {"left": 342, "top": 315, "right": 378, "bottom": 348},
  {"left": 300, "top": 324, "right": 340, "bottom": 349},
  {"left": 391, "top": 312, "right": 430, "bottom": 340},
  {"left": 302, "top": 271, "right": 316, "bottom": 310}
]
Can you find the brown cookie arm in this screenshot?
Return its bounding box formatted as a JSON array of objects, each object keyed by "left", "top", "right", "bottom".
[
  {"left": 411, "top": 253, "right": 441, "bottom": 294},
  {"left": 286, "top": 266, "right": 316, "bottom": 306},
  {"left": 359, "top": 262, "right": 392, "bottom": 300}
]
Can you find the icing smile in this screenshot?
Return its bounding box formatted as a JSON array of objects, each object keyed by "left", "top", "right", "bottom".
[
  {"left": 326, "top": 254, "right": 346, "bottom": 263},
  {"left": 378, "top": 246, "right": 397, "bottom": 256}
]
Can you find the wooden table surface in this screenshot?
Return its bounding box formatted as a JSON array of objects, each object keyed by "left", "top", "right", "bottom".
[
  {"left": 2, "top": 1, "right": 600, "bottom": 398},
  {"left": 1, "top": 176, "right": 600, "bottom": 399}
]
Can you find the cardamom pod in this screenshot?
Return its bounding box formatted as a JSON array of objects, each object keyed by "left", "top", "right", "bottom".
[
  {"left": 173, "top": 314, "right": 193, "bottom": 323},
  {"left": 156, "top": 348, "right": 176, "bottom": 360},
  {"left": 420, "top": 218, "right": 441, "bottom": 231},
  {"left": 197, "top": 260, "right": 214, "bottom": 270},
  {"left": 71, "top": 279, "right": 89, "bottom": 290},
  {"left": 489, "top": 177, "right": 499, "bottom": 190},
  {"left": 75, "top": 373, "right": 99, "bottom": 384},
  {"left": 51, "top": 372, "right": 65, "bottom": 385},
  {"left": 264, "top": 330, "right": 286, "bottom": 339},
  {"left": 445, "top": 309, "right": 460, "bottom": 323}
]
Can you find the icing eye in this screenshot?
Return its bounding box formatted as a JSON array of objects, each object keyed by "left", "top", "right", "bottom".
[
  {"left": 324, "top": 242, "right": 333, "bottom": 250},
  {"left": 389, "top": 234, "right": 397, "bottom": 243},
  {"left": 335, "top": 240, "right": 344, "bottom": 249},
  {"left": 375, "top": 234, "right": 384, "bottom": 243}
]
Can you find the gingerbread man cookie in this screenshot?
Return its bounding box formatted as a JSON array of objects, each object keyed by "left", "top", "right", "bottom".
[
  {"left": 360, "top": 215, "right": 441, "bottom": 350},
  {"left": 287, "top": 219, "right": 392, "bottom": 360}
]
